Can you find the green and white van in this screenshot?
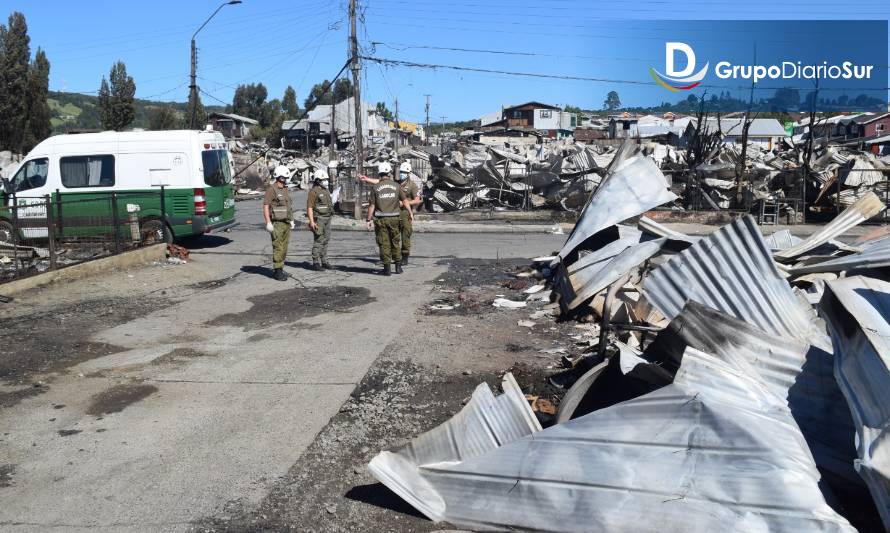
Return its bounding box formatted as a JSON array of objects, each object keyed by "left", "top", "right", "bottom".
[{"left": 0, "top": 129, "right": 236, "bottom": 244}]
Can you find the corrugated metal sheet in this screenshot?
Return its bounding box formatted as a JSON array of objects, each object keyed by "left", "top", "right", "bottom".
[
  {"left": 667, "top": 301, "right": 858, "bottom": 484},
  {"left": 638, "top": 215, "right": 698, "bottom": 243},
  {"left": 558, "top": 154, "right": 677, "bottom": 259},
  {"left": 368, "top": 345, "right": 855, "bottom": 532},
  {"left": 642, "top": 215, "right": 826, "bottom": 348},
  {"left": 764, "top": 229, "right": 803, "bottom": 251},
  {"left": 774, "top": 192, "right": 885, "bottom": 261},
  {"left": 821, "top": 276, "right": 890, "bottom": 528},
  {"left": 789, "top": 237, "right": 890, "bottom": 275}
]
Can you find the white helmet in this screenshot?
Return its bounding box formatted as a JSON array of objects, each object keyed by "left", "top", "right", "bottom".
[
  {"left": 313, "top": 169, "right": 329, "bottom": 182},
  {"left": 377, "top": 161, "right": 393, "bottom": 175},
  {"left": 399, "top": 161, "right": 413, "bottom": 173},
  {"left": 273, "top": 165, "right": 290, "bottom": 179}
]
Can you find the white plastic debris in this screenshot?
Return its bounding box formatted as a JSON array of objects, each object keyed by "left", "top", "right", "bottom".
[{"left": 493, "top": 298, "right": 526, "bottom": 309}]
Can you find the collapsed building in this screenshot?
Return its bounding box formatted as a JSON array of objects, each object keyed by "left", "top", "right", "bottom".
[
  {"left": 231, "top": 114, "right": 890, "bottom": 223},
  {"left": 366, "top": 141, "right": 890, "bottom": 531}
]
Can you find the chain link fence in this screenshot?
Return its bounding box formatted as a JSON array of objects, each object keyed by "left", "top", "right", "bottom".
[{"left": 1, "top": 190, "right": 167, "bottom": 284}]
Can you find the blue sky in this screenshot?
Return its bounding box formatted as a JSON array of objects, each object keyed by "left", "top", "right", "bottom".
[{"left": 4, "top": 0, "right": 890, "bottom": 123}]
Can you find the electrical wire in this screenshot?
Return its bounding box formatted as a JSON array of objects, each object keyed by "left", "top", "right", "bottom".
[{"left": 360, "top": 55, "right": 890, "bottom": 92}]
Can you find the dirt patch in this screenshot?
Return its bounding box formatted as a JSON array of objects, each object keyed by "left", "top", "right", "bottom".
[
  {"left": 247, "top": 333, "right": 271, "bottom": 342},
  {"left": 192, "top": 260, "right": 576, "bottom": 532},
  {"left": 207, "top": 286, "right": 374, "bottom": 331},
  {"left": 0, "top": 464, "right": 14, "bottom": 488},
  {"left": 0, "top": 296, "right": 169, "bottom": 384},
  {"left": 86, "top": 383, "right": 159, "bottom": 416},
  {"left": 152, "top": 348, "right": 214, "bottom": 366},
  {"left": 57, "top": 429, "right": 82, "bottom": 437},
  {"left": 0, "top": 383, "right": 47, "bottom": 409}
]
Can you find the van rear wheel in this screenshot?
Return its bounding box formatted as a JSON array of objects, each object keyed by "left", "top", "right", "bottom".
[
  {"left": 140, "top": 219, "right": 172, "bottom": 245},
  {"left": 0, "top": 220, "right": 17, "bottom": 245}
]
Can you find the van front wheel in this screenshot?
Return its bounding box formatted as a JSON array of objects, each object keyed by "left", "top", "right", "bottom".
[
  {"left": 0, "top": 220, "right": 17, "bottom": 245},
  {"left": 140, "top": 219, "right": 172, "bottom": 245}
]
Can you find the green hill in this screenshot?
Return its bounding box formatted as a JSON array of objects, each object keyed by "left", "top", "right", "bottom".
[{"left": 48, "top": 91, "right": 225, "bottom": 133}]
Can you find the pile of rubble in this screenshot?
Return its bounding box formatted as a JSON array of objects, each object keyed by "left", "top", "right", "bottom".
[{"left": 366, "top": 143, "right": 890, "bottom": 531}]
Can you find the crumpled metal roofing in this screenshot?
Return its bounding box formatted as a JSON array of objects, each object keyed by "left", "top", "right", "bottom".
[
  {"left": 764, "top": 229, "right": 803, "bottom": 251},
  {"left": 820, "top": 276, "right": 890, "bottom": 528},
  {"left": 666, "top": 301, "right": 858, "bottom": 484},
  {"left": 368, "top": 344, "right": 855, "bottom": 531},
  {"left": 638, "top": 215, "right": 698, "bottom": 243},
  {"left": 774, "top": 192, "right": 885, "bottom": 261},
  {"left": 558, "top": 154, "right": 677, "bottom": 259},
  {"left": 789, "top": 236, "right": 890, "bottom": 275},
  {"left": 642, "top": 215, "right": 826, "bottom": 348}
]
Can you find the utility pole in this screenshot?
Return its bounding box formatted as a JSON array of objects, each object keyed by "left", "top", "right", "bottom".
[
  {"left": 394, "top": 97, "right": 400, "bottom": 148},
  {"left": 330, "top": 96, "right": 337, "bottom": 157},
  {"left": 349, "top": 0, "right": 363, "bottom": 220},
  {"left": 424, "top": 94, "right": 431, "bottom": 144},
  {"left": 439, "top": 115, "right": 446, "bottom": 146},
  {"left": 189, "top": 40, "right": 197, "bottom": 128},
  {"left": 190, "top": 1, "right": 241, "bottom": 129}
]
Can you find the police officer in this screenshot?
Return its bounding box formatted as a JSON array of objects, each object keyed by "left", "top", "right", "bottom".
[
  {"left": 396, "top": 161, "right": 421, "bottom": 264},
  {"left": 364, "top": 162, "right": 412, "bottom": 276},
  {"left": 307, "top": 169, "right": 334, "bottom": 271},
  {"left": 263, "top": 165, "right": 294, "bottom": 281}
]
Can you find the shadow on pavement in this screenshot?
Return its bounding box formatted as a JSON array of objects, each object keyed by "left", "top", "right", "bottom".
[
  {"left": 344, "top": 483, "right": 427, "bottom": 520},
  {"left": 180, "top": 235, "right": 233, "bottom": 249},
  {"left": 241, "top": 265, "right": 275, "bottom": 278}
]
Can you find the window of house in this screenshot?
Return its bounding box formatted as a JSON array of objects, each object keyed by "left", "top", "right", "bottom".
[
  {"left": 878, "top": 123, "right": 886, "bottom": 132},
  {"left": 60, "top": 155, "right": 115, "bottom": 188},
  {"left": 540, "top": 110, "right": 552, "bottom": 118},
  {"left": 9, "top": 158, "right": 49, "bottom": 193},
  {"left": 512, "top": 110, "right": 523, "bottom": 119},
  {"left": 623, "top": 122, "right": 631, "bottom": 130}
]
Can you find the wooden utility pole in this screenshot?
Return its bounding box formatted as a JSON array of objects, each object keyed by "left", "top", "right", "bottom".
[
  {"left": 394, "top": 97, "right": 400, "bottom": 148},
  {"left": 424, "top": 94, "right": 431, "bottom": 143},
  {"left": 330, "top": 97, "right": 337, "bottom": 157},
  {"left": 349, "top": 0, "right": 363, "bottom": 220}
]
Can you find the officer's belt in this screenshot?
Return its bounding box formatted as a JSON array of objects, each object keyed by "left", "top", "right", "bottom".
[{"left": 374, "top": 211, "right": 400, "bottom": 218}]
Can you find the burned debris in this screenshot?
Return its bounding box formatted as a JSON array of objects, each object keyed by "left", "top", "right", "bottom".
[{"left": 367, "top": 140, "right": 890, "bottom": 531}]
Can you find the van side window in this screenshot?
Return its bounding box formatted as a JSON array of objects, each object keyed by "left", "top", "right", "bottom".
[
  {"left": 60, "top": 155, "right": 115, "bottom": 188},
  {"left": 202, "top": 150, "right": 232, "bottom": 187},
  {"left": 9, "top": 158, "right": 49, "bottom": 193}
]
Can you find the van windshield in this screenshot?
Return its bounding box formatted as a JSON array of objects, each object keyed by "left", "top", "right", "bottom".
[
  {"left": 9, "top": 158, "right": 49, "bottom": 193},
  {"left": 202, "top": 150, "right": 232, "bottom": 187}
]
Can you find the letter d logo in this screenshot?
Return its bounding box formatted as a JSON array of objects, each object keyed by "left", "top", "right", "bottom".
[
  {"left": 666, "top": 42, "right": 695, "bottom": 77},
  {"left": 650, "top": 42, "right": 709, "bottom": 92}
]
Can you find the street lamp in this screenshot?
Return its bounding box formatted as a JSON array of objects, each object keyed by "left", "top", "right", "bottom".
[{"left": 189, "top": 0, "right": 242, "bottom": 128}]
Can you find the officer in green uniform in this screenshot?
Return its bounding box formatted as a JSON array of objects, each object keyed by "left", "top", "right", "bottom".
[
  {"left": 307, "top": 169, "right": 334, "bottom": 271},
  {"left": 263, "top": 165, "right": 294, "bottom": 281},
  {"left": 365, "top": 162, "right": 412, "bottom": 276},
  {"left": 396, "top": 161, "right": 421, "bottom": 265}
]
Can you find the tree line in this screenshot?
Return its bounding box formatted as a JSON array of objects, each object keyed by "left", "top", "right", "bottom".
[{"left": 0, "top": 12, "right": 51, "bottom": 154}]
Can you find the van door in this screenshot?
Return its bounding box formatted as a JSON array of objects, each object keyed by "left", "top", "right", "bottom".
[
  {"left": 200, "top": 149, "right": 235, "bottom": 224},
  {"left": 5, "top": 158, "right": 50, "bottom": 239}
]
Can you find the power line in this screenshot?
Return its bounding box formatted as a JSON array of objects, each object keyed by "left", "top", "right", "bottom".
[{"left": 360, "top": 55, "right": 890, "bottom": 92}]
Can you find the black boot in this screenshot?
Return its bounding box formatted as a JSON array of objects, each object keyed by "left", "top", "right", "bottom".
[
  {"left": 312, "top": 261, "right": 323, "bottom": 271},
  {"left": 402, "top": 255, "right": 408, "bottom": 265},
  {"left": 382, "top": 264, "right": 392, "bottom": 276},
  {"left": 394, "top": 262, "right": 404, "bottom": 274},
  {"left": 273, "top": 268, "right": 287, "bottom": 281},
  {"left": 322, "top": 260, "right": 333, "bottom": 270}
]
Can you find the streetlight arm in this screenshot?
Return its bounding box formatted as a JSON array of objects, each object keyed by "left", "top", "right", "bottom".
[{"left": 192, "top": 1, "right": 239, "bottom": 40}]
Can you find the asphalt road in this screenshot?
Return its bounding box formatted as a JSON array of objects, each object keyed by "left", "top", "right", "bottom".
[{"left": 0, "top": 191, "right": 565, "bottom": 531}]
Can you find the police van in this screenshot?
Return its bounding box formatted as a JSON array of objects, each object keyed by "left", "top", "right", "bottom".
[{"left": 0, "top": 129, "right": 236, "bottom": 243}]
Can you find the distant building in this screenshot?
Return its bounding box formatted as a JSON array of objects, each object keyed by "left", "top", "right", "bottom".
[
  {"left": 683, "top": 118, "right": 789, "bottom": 150},
  {"left": 280, "top": 97, "right": 392, "bottom": 150},
  {"left": 479, "top": 101, "right": 577, "bottom": 139},
  {"left": 208, "top": 112, "right": 259, "bottom": 140}
]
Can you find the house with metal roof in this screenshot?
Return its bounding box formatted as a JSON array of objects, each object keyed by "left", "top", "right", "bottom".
[{"left": 208, "top": 112, "right": 259, "bottom": 140}]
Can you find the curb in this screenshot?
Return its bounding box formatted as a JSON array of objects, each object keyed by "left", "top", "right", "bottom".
[
  {"left": 1, "top": 243, "right": 167, "bottom": 295},
  {"left": 294, "top": 219, "right": 573, "bottom": 234}
]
